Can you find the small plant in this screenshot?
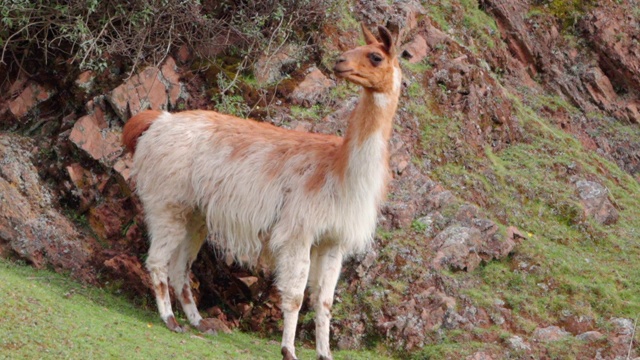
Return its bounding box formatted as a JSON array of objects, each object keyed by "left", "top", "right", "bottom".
[
  {"left": 211, "top": 72, "right": 250, "bottom": 118},
  {"left": 411, "top": 219, "right": 428, "bottom": 233},
  {"left": 290, "top": 104, "right": 324, "bottom": 122}
]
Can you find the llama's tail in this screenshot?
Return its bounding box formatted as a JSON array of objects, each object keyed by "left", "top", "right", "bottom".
[{"left": 122, "top": 110, "right": 163, "bottom": 153}]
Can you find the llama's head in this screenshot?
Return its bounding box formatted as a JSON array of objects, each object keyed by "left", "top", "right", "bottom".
[{"left": 334, "top": 24, "right": 401, "bottom": 94}]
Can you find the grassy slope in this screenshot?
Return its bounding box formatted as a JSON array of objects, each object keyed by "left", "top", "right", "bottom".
[
  {"left": 405, "top": 0, "right": 640, "bottom": 358},
  {"left": 0, "top": 259, "right": 392, "bottom": 360}
]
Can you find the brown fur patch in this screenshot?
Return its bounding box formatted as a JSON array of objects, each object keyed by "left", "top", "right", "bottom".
[
  {"left": 181, "top": 283, "right": 192, "bottom": 305},
  {"left": 122, "top": 110, "right": 162, "bottom": 153},
  {"left": 281, "top": 347, "right": 297, "bottom": 360},
  {"left": 165, "top": 315, "right": 184, "bottom": 332},
  {"left": 157, "top": 281, "right": 168, "bottom": 299}
]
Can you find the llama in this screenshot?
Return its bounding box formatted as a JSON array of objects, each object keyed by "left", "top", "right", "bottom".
[{"left": 122, "top": 24, "right": 402, "bottom": 360}]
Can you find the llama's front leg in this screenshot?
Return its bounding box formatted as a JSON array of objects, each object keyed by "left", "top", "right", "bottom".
[
  {"left": 274, "top": 236, "right": 313, "bottom": 360},
  {"left": 310, "top": 244, "right": 343, "bottom": 360}
]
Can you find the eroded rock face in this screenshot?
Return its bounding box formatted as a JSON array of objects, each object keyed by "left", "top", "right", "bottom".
[
  {"left": 481, "top": 0, "right": 640, "bottom": 178},
  {"left": 0, "top": 134, "right": 97, "bottom": 282},
  {"left": 580, "top": 5, "right": 640, "bottom": 97}
]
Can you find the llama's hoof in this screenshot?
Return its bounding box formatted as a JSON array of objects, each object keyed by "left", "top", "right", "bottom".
[
  {"left": 318, "top": 356, "right": 333, "bottom": 360},
  {"left": 281, "top": 347, "right": 297, "bottom": 360},
  {"left": 165, "top": 315, "right": 186, "bottom": 333},
  {"left": 196, "top": 318, "right": 230, "bottom": 335}
]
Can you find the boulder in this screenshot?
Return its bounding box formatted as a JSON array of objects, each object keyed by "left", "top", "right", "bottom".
[
  {"left": 106, "top": 56, "right": 187, "bottom": 120},
  {"left": 576, "top": 331, "right": 605, "bottom": 342},
  {"left": 8, "top": 82, "right": 55, "bottom": 119},
  {"left": 575, "top": 180, "right": 619, "bottom": 225},
  {"left": 431, "top": 225, "right": 482, "bottom": 271},
  {"left": 506, "top": 335, "right": 531, "bottom": 351},
  {"left": 532, "top": 325, "right": 571, "bottom": 342},
  {"left": 253, "top": 44, "right": 301, "bottom": 85},
  {"left": 69, "top": 98, "right": 123, "bottom": 167},
  {"left": 289, "top": 68, "right": 334, "bottom": 106},
  {"left": 401, "top": 35, "right": 429, "bottom": 64}
]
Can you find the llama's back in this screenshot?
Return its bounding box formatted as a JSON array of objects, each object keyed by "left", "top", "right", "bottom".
[{"left": 132, "top": 110, "right": 343, "bottom": 260}]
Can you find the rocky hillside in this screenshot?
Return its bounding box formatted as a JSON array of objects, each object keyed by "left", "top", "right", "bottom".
[{"left": 1, "top": 0, "right": 639, "bottom": 358}]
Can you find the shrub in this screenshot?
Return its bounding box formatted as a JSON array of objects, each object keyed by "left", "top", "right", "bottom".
[{"left": 0, "top": 0, "right": 334, "bottom": 79}]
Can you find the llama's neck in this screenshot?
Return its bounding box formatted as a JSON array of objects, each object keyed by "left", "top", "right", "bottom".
[{"left": 337, "top": 67, "right": 401, "bottom": 189}]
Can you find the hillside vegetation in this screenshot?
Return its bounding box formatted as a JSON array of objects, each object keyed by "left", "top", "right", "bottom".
[{"left": 1, "top": 0, "right": 638, "bottom": 359}]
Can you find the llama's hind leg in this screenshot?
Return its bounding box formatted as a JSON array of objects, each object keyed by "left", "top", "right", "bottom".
[
  {"left": 167, "top": 213, "right": 205, "bottom": 330},
  {"left": 145, "top": 206, "right": 190, "bottom": 332},
  {"left": 167, "top": 214, "right": 226, "bottom": 334},
  {"left": 309, "top": 243, "right": 343, "bottom": 360}
]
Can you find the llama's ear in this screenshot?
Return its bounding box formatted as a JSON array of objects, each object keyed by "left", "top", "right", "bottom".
[
  {"left": 378, "top": 26, "right": 396, "bottom": 57},
  {"left": 362, "top": 23, "right": 378, "bottom": 45}
]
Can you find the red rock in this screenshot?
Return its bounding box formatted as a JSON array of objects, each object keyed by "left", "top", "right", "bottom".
[
  {"left": 8, "top": 74, "right": 28, "bottom": 95},
  {"left": 107, "top": 56, "right": 187, "bottom": 120},
  {"left": 160, "top": 57, "right": 185, "bottom": 108},
  {"left": 69, "top": 113, "right": 122, "bottom": 165},
  {"left": 467, "top": 352, "right": 494, "bottom": 360},
  {"left": 66, "top": 163, "right": 87, "bottom": 188},
  {"left": 103, "top": 253, "right": 152, "bottom": 292},
  {"left": 112, "top": 155, "right": 133, "bottom": 182},
  {"left": 425, "top": 23, "right": 452, "bottom": 49},
  {"left": 580, "top": 7, "right": 640, "bottom": 95},
  {"left": 289, "top": 68, "right": 335, "bottom": 106},
  {"left": 584, "top": 67, "right": 617, "bottom": 109},
  {"left": 533, "top": 325, "right": 570, "bottom": 342},
  {"left": 89, "top": 202, "right": 129, "bottom": 240},
  {"left": 176, "top": 45, "right": 191, "bottom": 64},
  {"left": 575, "top": 180, "right": 619, "bottom": 225},
  {"left": 402, "top": 35, "right": 429, "bottom": 64},
  {"left": 8, "top": 82, "right": 55, "bottom": 118},
  {"left": 431, "top": 225, "right": 483, "bottom": 271},
  {"left": 507, "top": 226, "right": 526, "bottom": 242},
  {"left": 253, "top": 44, "right": 300, "bottom": 85},
  {"left": 75, "top": 71, "right": 95, "bottom": 92},
  {"left": 576, "top": 331, "right": 604, "bottom": 342},
  {"left": 626, "top": 102, "right": 640, "bottom": 124}
]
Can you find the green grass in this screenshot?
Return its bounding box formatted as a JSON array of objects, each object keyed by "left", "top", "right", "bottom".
[
  {"left": 0, "top": 259, "right": 393, "bottom": 360},
  {"left": 424, "top": 94, "right": 640, "bottom": 328}
]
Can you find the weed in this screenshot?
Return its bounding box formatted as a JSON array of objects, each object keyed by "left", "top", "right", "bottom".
[
  {"left": 290, "top": 105, "right": 324, "bottom": 122},
  {"left": 411, "top": 219, "right": 428, "bottom": 233},
  {"left": 211, "top": 72, "right": 251, "bottom": 118}
]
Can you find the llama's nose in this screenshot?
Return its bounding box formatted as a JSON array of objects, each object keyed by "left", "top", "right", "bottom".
[{"left": 336, "top": 57, "right": 346, "bottom": 64}]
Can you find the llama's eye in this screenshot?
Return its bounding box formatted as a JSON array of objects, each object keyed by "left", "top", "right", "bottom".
[{"left": 369, "top": 53, "right": 384, "bottom": 66}]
